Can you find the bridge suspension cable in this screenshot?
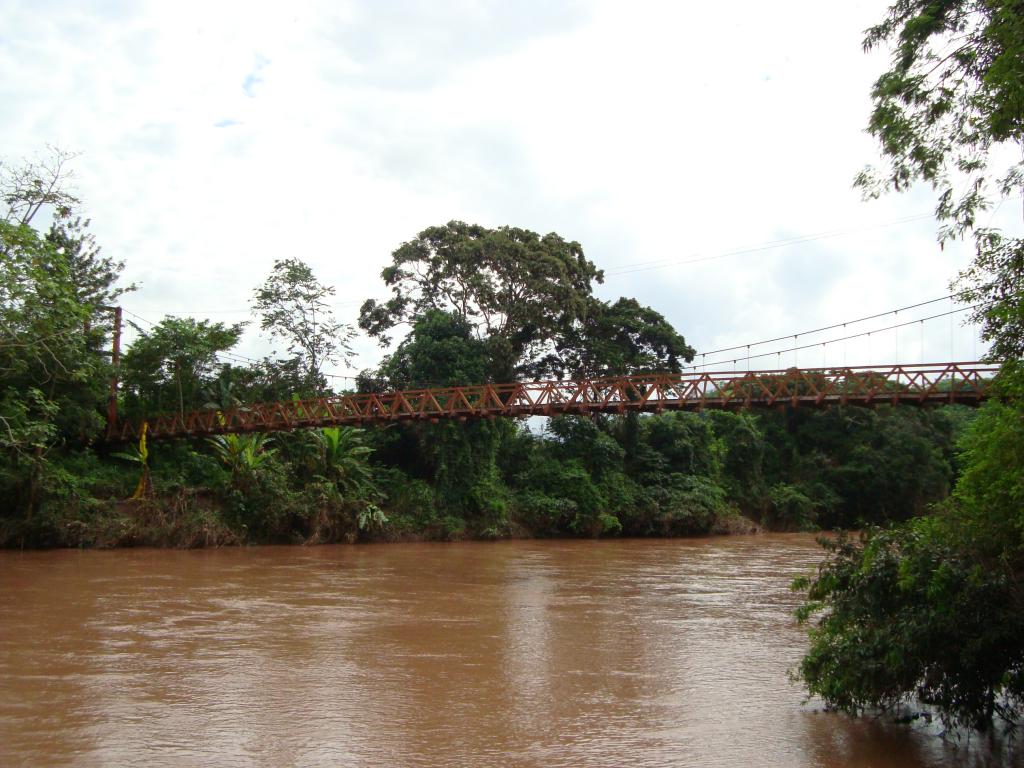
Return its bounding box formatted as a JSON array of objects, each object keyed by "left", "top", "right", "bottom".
[
  {"left": 125, "top": 292, "right": 990, "bottom": 390},
  {"left": 688, "top": 290, "right": 973, "bottom": 362},
  {"left": 689, "top": 302, "right": 990, "bottom": 370}
]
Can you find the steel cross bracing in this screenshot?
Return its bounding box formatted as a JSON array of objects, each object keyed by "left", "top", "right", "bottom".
[{"left": 114, "top": 362, "right": 999, "bottom": 442}]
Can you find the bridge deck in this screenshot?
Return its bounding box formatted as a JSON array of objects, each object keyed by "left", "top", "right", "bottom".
[{"left": 114, "top": 362, "right": 999, "bottom": 441}]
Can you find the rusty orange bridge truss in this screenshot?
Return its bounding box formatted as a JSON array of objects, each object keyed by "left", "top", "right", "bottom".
[{"left": 114, "top": 362, "right": 998, "bottom": 441}]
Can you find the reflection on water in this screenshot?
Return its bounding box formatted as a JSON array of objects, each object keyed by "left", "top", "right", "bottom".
[{"left": 0, "top": 536, "right": 1018, "bottom": 767}]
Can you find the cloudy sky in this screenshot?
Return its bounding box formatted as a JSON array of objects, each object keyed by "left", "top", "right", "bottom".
[{"left": 2, "top": 0, "right": 1003, "bottom": 381}]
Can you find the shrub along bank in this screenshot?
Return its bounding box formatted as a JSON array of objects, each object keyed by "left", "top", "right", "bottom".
[{"left": 1, "top": 405, "right": 972, "bottom": 548}]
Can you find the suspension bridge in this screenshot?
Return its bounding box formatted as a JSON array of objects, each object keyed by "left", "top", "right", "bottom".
[
  {"left": 112, "top": 361, "right": 997, "bottom": 441},
  {"left": 110, "top": 289, "right": 998, "bottom": 442}
]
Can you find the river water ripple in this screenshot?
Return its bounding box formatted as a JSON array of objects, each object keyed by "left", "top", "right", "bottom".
[{"left": 0, "top": 535, "right": 1017, "bottom": 767}]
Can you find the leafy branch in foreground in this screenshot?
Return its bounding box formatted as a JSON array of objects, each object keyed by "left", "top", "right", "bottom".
[
  {"left": 794, "top": 0, "right": 1024, "bottom": 733},
  {"left": 857, "top": 0, "right": 1023, "bottom": 238}
]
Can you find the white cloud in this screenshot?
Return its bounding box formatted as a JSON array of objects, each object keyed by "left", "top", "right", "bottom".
[{"left": 0, "top": 0, "right": 1001, "bottom": 381}]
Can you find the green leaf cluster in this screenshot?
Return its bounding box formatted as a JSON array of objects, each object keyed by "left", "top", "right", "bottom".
[{"left": 792, "top": 0, "right": 1024, "bottom": 732}]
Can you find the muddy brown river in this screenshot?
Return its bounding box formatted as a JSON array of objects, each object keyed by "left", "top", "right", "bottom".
[{"left": 0, "top": 535, "right": 1017, "bottom": 766}]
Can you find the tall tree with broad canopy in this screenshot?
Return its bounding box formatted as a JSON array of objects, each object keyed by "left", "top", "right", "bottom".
[
  {"left": 359, "top": 221, "right": 601, "bottom": 380},
  {"left": 360, "top": 220, "right": 693, "bottom": 380},
  {"left": 796, "top": 0, "right": 1024, "bottom": 731}
]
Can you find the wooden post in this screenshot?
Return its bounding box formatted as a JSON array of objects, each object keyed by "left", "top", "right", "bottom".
[{"left": 106, "top": 306, "right": 122, "bottom": 440}]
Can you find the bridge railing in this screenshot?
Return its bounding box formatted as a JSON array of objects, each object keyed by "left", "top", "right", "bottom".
[{"left": 114, "top": 361, "right": 1000, "bottom": 441}]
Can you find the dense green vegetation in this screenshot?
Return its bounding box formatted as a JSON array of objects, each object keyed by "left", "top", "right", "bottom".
[
  {"left": 795, "top": 0, "right": 1024, "bottom": 733},
  {"left": 0, "top": 149, "right": 976, "bottom": 549}
]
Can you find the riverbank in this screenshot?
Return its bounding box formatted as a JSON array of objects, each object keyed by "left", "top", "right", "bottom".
[
  {"left": 0, "top": 486, "right": 762, "bottom": 549},
  {"left": 2, "top": 404, "right": 971, "bottom": 550}
]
